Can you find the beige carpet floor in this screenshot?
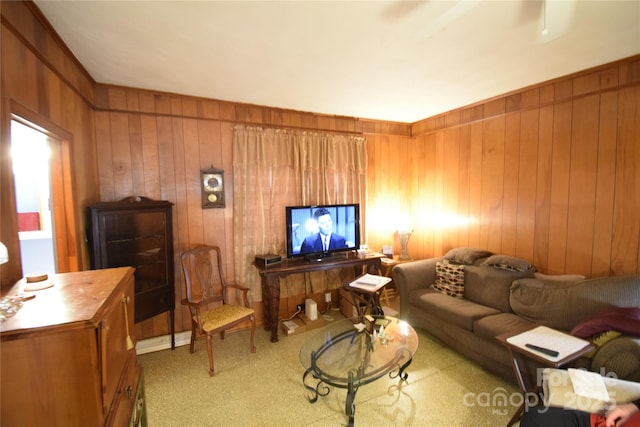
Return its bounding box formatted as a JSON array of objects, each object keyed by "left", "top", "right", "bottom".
[{"left": 138, "top": 307, "right": 521, "bottom": 426}]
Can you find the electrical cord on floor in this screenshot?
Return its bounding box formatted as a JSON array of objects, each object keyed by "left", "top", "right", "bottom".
[
  {"left": 279, "top": 308, "right": 301, "bottom": 324},
  {"left": 277, "top": 308, "right": 303, "bottom": 336}
]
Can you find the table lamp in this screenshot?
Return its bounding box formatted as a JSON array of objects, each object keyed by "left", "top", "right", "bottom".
[{"left": 397, "top": 228, "right": 413, "bottom": 261}]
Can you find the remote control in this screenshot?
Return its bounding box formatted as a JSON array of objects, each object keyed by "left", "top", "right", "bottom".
[{"left": 525, "top": 343, "right": 559, "bottom": 357}]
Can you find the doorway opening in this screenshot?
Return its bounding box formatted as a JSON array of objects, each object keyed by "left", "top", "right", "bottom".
[
  {"left": 9, "top": 111, "right": 80, "bottom": 277},
  {"left": 11, "top": 120, "right": 57, "bottom": 275}
]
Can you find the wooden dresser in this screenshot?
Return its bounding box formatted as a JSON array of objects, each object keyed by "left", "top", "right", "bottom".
[{"left": 0, "top": 267, "right": 147, "bottom": 426}]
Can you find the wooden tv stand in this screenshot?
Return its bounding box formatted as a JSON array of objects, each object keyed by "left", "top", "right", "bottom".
[{"left": 254, "top": 253, "right": 383, "bottom": 342}]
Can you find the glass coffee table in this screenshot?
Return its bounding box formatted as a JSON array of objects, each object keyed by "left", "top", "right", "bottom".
[{"left": 300, "top": 316, "right": 418, "bottom": 426}]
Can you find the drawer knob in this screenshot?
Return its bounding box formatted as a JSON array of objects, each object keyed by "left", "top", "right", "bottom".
[{"left": 126, "top": 384, "right": 133, "bottom": 398}]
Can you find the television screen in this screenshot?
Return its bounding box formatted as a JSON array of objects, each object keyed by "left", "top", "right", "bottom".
[{"left": 286, "top": 204, "right": 360, "bottom": 259}]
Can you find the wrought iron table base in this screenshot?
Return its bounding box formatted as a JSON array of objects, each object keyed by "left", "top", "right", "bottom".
[{"left": 303, "top": 357, "right": 413, "bottom": 427}]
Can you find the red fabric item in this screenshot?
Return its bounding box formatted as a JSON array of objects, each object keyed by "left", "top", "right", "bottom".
[
  {"left": 571, "top": 307, "right": 640, "bottom": 338},
  {"left": 590, "top": 413, "right": 606, "bottom": 427},
  {"left": 625, "top": 411, "right": 640, "bottom": 427},
  {"left": 18, "top": 212, "right": 40, "bottom": 231},
  {"left": 590, "top": 410, "right": 640, "bottom": 427}
]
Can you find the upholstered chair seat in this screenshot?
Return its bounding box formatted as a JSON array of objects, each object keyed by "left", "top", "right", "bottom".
[{"left": 197, "top": 305, "right": 255, "bottom": 332}]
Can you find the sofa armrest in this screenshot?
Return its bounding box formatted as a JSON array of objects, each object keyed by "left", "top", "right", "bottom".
[
  {"left": 591, "top": 335, "right": 640, "bottom": 382},
  {"left": 392, "top": 257, "right": 442, "bottom": 300}
]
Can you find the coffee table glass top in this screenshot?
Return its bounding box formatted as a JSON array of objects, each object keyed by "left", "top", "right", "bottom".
[{"left": 299, "top": 316, "right": 418, "bottom": 387}]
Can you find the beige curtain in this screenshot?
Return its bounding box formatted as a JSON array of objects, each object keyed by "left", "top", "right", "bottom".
[{"left": 232, "top": 126, "right": 367, "bottom": 301}]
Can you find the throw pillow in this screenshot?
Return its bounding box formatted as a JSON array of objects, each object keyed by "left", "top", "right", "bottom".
[
  {"left": 481, "top": 254, "right": 535, "bottom": 272},
  {"left": 431, "top": 261, "right": 465, "bottom": 298},
  {"left": 570, "top": 307, "right": 640, "bottom": 338},
  {"left": 443, "top": 247, "right": 492, "bottom": 265}
]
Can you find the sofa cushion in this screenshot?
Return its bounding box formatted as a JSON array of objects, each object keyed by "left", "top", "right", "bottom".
[
  {"left": 409, "top": 288, "right": 500, "bottom": 331},
  {"left": 443, "top": 247, "right": 492, "bottom": 265},
  {"left": 473, "top": 313, "right": 536, "bottom": 341},
  {"left": 464, "top": 265, "right": 534, "bottom": 313},
  {"left": 431, "top": 261, "right": 465, "bottom": 298},
  {"left": 534, "top": 272, "right": 586, "bottom": 284},
  {"left": 481, "top": 254, "right": 535, "bottom": 272},
  {"left": 510, "top": 275, "right": 640, "bottom": 332}
]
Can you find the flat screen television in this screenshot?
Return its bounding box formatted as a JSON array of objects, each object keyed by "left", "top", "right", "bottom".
[{"left": 286, "top": 203, "right": 360, "bottom": 260}]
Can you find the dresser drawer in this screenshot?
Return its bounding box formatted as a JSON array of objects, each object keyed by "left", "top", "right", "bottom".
[{"left": 106, "top": 354, "right": 146, "bottom": 427}]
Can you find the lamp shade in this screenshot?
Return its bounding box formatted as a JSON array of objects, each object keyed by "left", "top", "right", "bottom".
[{"left": 0, "top": 242, "right": 8, "bottom": 264}]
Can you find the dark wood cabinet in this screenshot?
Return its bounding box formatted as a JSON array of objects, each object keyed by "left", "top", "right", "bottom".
[{"left": 88, "top": 196, "right": 175, "bottom": 347}]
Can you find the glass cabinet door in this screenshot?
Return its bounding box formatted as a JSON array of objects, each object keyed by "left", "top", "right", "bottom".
[
  {"left": 88, "top": 197, "right": 175, "bottom": 347},
  {"left": 101, "top": 211, "right": 169, "bottom": 294}
]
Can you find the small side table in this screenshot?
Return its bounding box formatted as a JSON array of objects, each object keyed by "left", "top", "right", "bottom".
[
  {"left": 496, "top": 325, "right": 596, "bottom": 427},
  {"left": 344, "top": 275, "right": 392, "bottom": 316},
  {"left": 378, "top": 256, "right": 411, "bottom": 306}
]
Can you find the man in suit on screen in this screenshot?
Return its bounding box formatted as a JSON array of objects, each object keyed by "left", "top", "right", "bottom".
[{"left": 300, "top": 208, "right": 347, "bottom": 254}]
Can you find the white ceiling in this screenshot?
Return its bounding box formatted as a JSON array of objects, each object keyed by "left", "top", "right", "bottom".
[{"left": 34, "top": 0, "right": 640, "bottom": 123}]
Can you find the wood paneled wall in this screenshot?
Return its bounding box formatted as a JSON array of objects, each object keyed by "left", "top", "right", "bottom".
[
  {"left": 2, "top": 1, "right": 638, "bottom": 342},
  {"left": 91, "top": 85, "right": 411, "bottom": 339},
  {"left": 367, "top": 59, "right": 640, "bottom": 278},
  {"left": 1, "top": 1, "right": 98, "bottom": 290}
]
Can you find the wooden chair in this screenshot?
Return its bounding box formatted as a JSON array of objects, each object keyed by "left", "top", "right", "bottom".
[{"left": 181, "top": 245, "right": 256, "bottom": 376}]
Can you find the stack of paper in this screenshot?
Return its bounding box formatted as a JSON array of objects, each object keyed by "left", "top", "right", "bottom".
[
  {"left": 568, "top": 368, "right": 610, "bottom": 401},
  {"left": 506, "top": 325, "right": 591, "bottom": 361},
  {"left": 349, "top": 274, "right": 392, "bottom": 292}
]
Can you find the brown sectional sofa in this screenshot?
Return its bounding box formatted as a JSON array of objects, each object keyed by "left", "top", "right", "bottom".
[{"left": 393, "top": 248, "right": 640, "bottom": 382}]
